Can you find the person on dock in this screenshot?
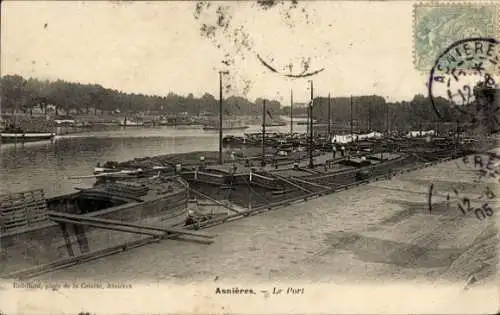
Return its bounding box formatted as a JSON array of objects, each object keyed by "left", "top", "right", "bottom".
[
  {"left": 341, "top": 145, "right": 345, "bottom": 158},
  {"left": 332, "top": 144, "right": 337, "bottom": 159},
  {"left": 199, "top": 156, "right": 206, "bottom": 170},
  {"left": 185, "top": 209, "right": 197, "bottom": 226}
]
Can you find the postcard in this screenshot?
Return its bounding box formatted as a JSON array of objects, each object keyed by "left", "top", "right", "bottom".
[{"left": 0, "top": 1, "right": 499, "bottom": 314}]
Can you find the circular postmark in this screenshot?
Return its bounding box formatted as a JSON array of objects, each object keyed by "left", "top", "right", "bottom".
[{"left": 428, "top": 37, "right": 500, "bottom": 131}]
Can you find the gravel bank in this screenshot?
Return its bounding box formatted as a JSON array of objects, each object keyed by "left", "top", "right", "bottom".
[{"left": 30, "top": 153, "right": 498, "bottom": 286}]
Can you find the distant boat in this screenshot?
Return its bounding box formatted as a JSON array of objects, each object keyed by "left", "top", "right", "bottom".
[
  {"left": 265, "top": 122, "right": 286, "bottom": 127},
  {"left": 202, "top": 125, "right": 249, "bottom": 131},
  {"left": 119, "top": 118, "right": 144, "bottom": 127},
  {"left": 297, "top": 120, "right": 318, "bottom": 125},
  {"left": 54, "top": 118, "right": 76, "bottom": 126},
  {"left": 1, "top": 125, "right": 55, "bottom": 143}
]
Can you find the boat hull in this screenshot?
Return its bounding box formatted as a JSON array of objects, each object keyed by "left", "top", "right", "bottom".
[
  {"left": 0, "top": 133, "right": 55, "bottom": 143},
  {"left": 0, "top": 181, "right": 189, "bottom": 275},
  {"left": 119, "top": 123, "right": 145, "bottom": 127},
  {"left": 203, "top": 126, "right": 249, "bottom": 131}
]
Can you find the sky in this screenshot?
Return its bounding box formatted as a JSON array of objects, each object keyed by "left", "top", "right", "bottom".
[{"left": 2, "top": 1, "right": 431, "bottom": 103}]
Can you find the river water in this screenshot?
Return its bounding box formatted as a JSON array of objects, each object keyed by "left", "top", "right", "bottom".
[
  {"left": 3, "top": 125, "right": 496, "bottom": 284},
  {"left": 0, "top": 124, "right": 306, "bottom": 197}
]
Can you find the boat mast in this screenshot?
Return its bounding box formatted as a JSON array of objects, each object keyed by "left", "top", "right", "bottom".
[
  {"left": 308, "top": 80, "right": 314, "bottom": 169},
  {"left": 386, "top": 102, "right": 389, "bottom": 136},
  {"left": 261, "top": 99, "right": 266, "bottom": 167},
  {"left": 218, "top": 71, "right": 224, "bottom": 165},
  {"left": 350, "top": 95, "right": 353, "bottom": 137},
  {"left": 328, "top": 92, "right": 331, "bottom": 139},
  {"left": 306, "top": 98, "right": 310, "bottom": 135},
  {"left": 290, "top": 89, "right": 293, "bottom": 135},
  {"left": 368, "top": 101, "right": 372, "bottom": 132}
]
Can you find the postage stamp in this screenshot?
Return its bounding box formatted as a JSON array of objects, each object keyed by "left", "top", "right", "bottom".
[{"left": 413, "top": 2, "right": 499, "bottom": 71}]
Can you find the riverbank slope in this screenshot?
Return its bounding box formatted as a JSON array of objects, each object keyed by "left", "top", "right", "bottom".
[{"left": 27, "top": 150, "right": 498, "bottom": 286}]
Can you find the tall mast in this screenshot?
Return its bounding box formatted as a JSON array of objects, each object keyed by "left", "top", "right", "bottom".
[
  {"left": 328, "top": 92, "right": 331, "bottom": 138},
  {"left": 308, "top": 80, "right": 314, "bottom": 169},
  {"left": 368, "top": 101, "right": 372, "bottom": 131},
  {"left": 386, "top": 102, "right": 389, "bottom": 136},
  {"left": 218, "top": 71, "right": 224, "bottom": 165},
  {"left": 261, "top": 99, "right": 266, "bottom": 167},
  {"left": 290, "top": 89, "right": 293, "bottom": 135},
  {"left": 306, "top": 98, "right": 310, "bottom": 135},
  {"left": 350, "top": 95, "right": 353, "bottom": 136}
]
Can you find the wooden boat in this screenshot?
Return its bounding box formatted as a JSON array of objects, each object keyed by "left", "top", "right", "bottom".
[
  {"left": 203, "top": 125, "right": 249, "bottom": 131},
  {"left": 186, "top": 168, "right": 230, "bottom": 186},
  {"left": 248, "top": 169, "right": 282, "bottom": 190},
  {"left": 119, "top": 117, "right": 144, "bottom": 127},
  {"left": 0, "top": 125, "right": 55, "bottom": 143},
  {"left": 297, "top": 120, "right": 318, "bottom": 125},
  {"left": 265, "top": 122, "right": 286, "bottom": 127},
  {"left": 1, "top": 132, "right": 55, "bottom": 143},
  {"left": 0, "top": 175, "right": 190, "bottom": 266},
  {"left": 54, "top": 118, "right": 76, "bottom": 126}
]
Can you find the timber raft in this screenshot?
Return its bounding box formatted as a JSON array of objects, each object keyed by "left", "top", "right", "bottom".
[{"left": 0, "top": 135, "right": 495, "bottom": 279}]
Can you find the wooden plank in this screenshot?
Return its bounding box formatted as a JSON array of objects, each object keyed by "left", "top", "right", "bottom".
[
  {"left": 4, "top": 222, "right": 28, "bottom": 230},
  {"left": 0, "top": 196, "right": 43, "bottom": 203},
  {"left": 28, "top": 215, "right": 48, "bottom": 222},
  {"left": 50, "top": 217, "right": 165, "bottom": 237},
  {"left": 0, "top": 201, "right": 47, "bottom": 212},
  {"left": 3, "top": 216, "right": 28, "bottom": 224},
  {"left": 290, "top": 177, "right": 333, "bottom": 191},
  {"left": 29, "top": 209, "right": 48, "bottom": 216},
  {"left": 1, "top": 208, "right": 28, "bottom": 216},
  {"left": 0, "top": 189, "right": 44, "bottom": 202},
  {"left": 2, "top": 212, "right": 27, "bottom": 219},
  {"left": 4, "top": 218, "right": 28, "bottom": 226},
  {"left": 47, "top": 211, "right": 216, "bottom": 239}
]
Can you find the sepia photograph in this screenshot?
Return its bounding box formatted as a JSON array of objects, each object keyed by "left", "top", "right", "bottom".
[{"left": 0, "top": 1, "right": 499, "bottom": 314}]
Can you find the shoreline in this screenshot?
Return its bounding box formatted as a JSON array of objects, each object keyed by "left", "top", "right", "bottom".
[
  {"left": 7, "top": 150, "right": 495, "bottom": 286},
  {"left": 1, "top": 135, "right": 497, "bottom": 283}
]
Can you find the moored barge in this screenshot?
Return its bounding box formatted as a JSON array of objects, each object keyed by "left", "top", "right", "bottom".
[{"left": 0, "top": 175, "right": 190, "bottom": 274}]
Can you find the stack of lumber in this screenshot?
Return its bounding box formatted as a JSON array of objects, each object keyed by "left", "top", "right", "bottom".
[
  {"left": 103, "top": 181, "right": 149, "bottom": 197},
  {"left": 0, "top": 189, "right": 49, "bottom": 232}
]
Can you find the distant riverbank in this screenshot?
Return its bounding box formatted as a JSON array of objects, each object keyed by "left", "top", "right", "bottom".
[{"left": 2, "top": 114, "right": 289, "bottom": 135}]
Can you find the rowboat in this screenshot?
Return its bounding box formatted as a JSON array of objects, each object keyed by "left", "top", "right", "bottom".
[
  {"left": 118, "top": 118, "right": 144, "bottom": 127},
  {"left": 0, "top": 132, "right": 55, "bottom": 143},
  {"left": 265, "top": 122, "right": 286, "bottom": 127},
  {"left": 202, "top": 125, "right": 249, "bottom": 131}
]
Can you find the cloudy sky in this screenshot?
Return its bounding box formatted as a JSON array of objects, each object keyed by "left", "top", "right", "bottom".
[{"left": 2, "top": 1, "right": 430, "bottom": 103}]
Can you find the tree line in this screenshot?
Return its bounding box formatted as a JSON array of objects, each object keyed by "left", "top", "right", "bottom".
[
  {"left": 0, "top": 75, "right": 283, "bottom": 117},
  {"left": 2, "top": 74, "right": 493, "bottom": 133},
  {"left": 309, "top": 91, "right": 497, "bottom": 133}
]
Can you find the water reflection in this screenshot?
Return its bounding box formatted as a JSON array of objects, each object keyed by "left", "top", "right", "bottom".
[
  {"left": 0, "top": 128, "right": 219, "bottom": 197},
  {"left": 0, "top": 124, "right": 305, "bottom": 197}
]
